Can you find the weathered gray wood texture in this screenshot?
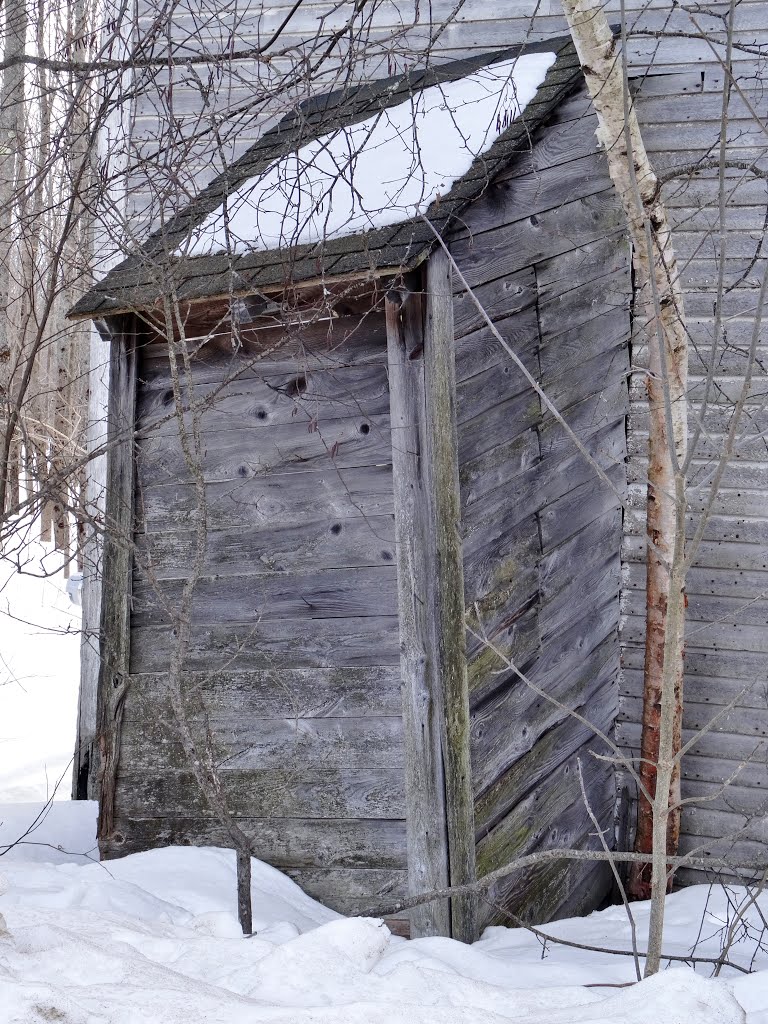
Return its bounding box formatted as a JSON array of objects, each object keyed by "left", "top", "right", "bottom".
[
  {"left": 93, "top": 317, "right": 138, "bottom": 846},
  {"left": 106, "top": 310, "right": 409, "bottom": 919},
  {"left": 386, "top": 276, "right": 451, "bottom": 938},
  {"left": 449, "top": 88, "right": 632, "bottom": 929},
  {"left": 385, "top": 255, "right": 475, "bottom": 941},
  {"left": 618, "top": 68, "right": 768, "bottom": 884}
]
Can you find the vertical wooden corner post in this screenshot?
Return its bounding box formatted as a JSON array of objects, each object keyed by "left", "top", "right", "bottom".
[
  {"left": 94, "top": 314, "right": 138, "bottom": 852},
  {"left": 386, "top": 248, "right": 477, "bottom": 942}
]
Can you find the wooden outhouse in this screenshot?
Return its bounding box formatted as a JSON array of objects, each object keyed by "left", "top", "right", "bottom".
[{"left": 71, "top": 36, "right": 633, "bottom": 940}]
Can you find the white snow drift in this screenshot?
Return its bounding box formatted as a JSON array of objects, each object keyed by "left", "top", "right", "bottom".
[{"left": 0, "top": 801, "right": 763, "bottom": 1023}]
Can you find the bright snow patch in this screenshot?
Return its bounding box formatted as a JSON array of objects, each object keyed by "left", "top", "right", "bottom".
[
  {"left": 0, "top": 539, "right": 81, "bottom": 803},
  {"left": 186, "top": 52, "right": 555, "bottom": 255},
  {"left": 0, "top": 801, "right": 761, "bottom": 1023}
]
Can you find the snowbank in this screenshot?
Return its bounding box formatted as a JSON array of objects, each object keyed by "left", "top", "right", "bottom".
[
  {"left": 187, "top": 52, "right": 555, "bottom": 255},
  {"left": 0, "top": 539, "right": 81, "bottom": 803},
  {"left": 0, "top": 800, "right": 761, "bottom": 1023}
]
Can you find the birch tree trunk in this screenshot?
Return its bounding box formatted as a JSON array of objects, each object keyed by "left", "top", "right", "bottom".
[{"left": 560, "top": 0, "right": 689, "bottom": 976}]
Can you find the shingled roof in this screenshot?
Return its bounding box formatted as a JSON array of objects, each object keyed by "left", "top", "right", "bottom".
[{"left": 69, "top": 36, "right": 583, "bottom": 320}]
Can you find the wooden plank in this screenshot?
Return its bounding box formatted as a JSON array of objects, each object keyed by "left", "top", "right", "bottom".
[
  {"left": 539, "top": 509, "right": 622, "bottom": 605},
  {"left": 466, "top": 594, "right": 540, "bottom": 706},
  {"left": 138, "top": 464, "right": 395, "bottom": 532},
  {"left": 475, "top": 662, "right": 618, "bottom": 836},
  {"left": 618, "top": 721, "right": 768, "bottom": 765},
  {"left": 452, "top": 268, "right": 536, "bottom": 339},
  {"left": 130, "top": 615, "right": 400, "bottom": 673},
  {"left": 678, "top": 780, "right": 768, "bottom": 818},
  {"left": 622, "top": 533, "right": 768, "bottom": 574},
  {"left": 630, "top": 372, "right": 768, "bottom": 409},
  {"left": 627, "top": 646, "right": 768, "bottom": 691},
  {"left": 117, "top": 767, "right": 406, "bottom": 819},
  {"left": 498, "top": 107, "right": 601, "bottom": 181},
  {"left": 135, "top": 411, "right": 392, "bottom": 484},
  {"left": 454, "top": 306, "right": 540, "bottom": 385},
  {"left": 127, "top": 667, "right": 403, "bottom": 718},
  {"left": 458, "top": 151, "right": 614, "bottom": 236},
  {"left": 476, "top": 739, "right": 612, "bottom": 877},
  {"left": 682, "top": 755, "right": 768, "bottom": 790},
  {"left": 471, "top": 631, "right": 619, "bottom": 801},
  {"left": 94, "top": 315, "right": 138, "bottom": 850},
  {"left": 632, "top": 338, "right": 768, "bottom": 376},
  {"left": 283, "top": 868, "right": 407, "bottom": 912},
  {"left": 538, "top": 306, "right": 630, "bottom": 383},
  {"left": 136, "top": 361, "right": 392, "bottom": 436},
  {"left": 457, "top": 344, "right": 539, "bottom": 424},
  {"left": 138, "top": 315, "right": 388, "bottom": 390},
  {"left": 539, "top": 553, "right": 621, "bottom": 643},
  {"left": 622, "top": 665, "right": 768, "bottom": 713},
  {"left": 540, "top": 341, "right": 630, "bottom": 420},
  {"left": 478, "top": 766, "right": 615, "bottom": 928},
  {"left": 458, "top": 386, "right": 541, "bottom": 466},
  {"left": 527, "top": 589, "right": 619, "bottom": 690},
  {"left": 682, "top": 804, "right": 768, "bottom": 846},
  {"left": 386, "top": 273, "right": 450, "bottom": 939},
  {"left": 466, "top": 570, "right": 540, "bottom": 666},
  {"left": 630, "top": 481, "right": 768, "bottom": 522},
  {"left": 623, "top": 611, "right": 768, "bottom": 655},
  {"left": 535, "top": 228, "right": 628, "bottom": 290},
  {"left": 461, "top": 418, "right": 626, "bottom": 529},
  {"left": 677, "top": 833, "right": 768, "bottom": 874},
  {"left": 105, "top": 815, "right": 407, "bottom": 869},
  {"left": 684, "top": 289, "right": 768, "bottom": 320},
  {"left": 537, "top": 379, "right": 629, "bottom": 463},
  {"left": 135, "top": 514, "right": 396, "bottom": 580},
  {"left": 459, "top": 427, "right": 540, "bottom": 517},
  {"left": 538, "top": 463, "right": 626, "bottom": 554},
  {"left": 121, "top": 715, "right": 405, "bottom": 771},
  {"left": 450, "top": 190, "right": 625, "bottom": 287},
  {"left": 462, "top": 510, "right": 539, "bottom": 604},
  {"left": 538, "top": 267, "right": 631, "bottom": 342},
  {"left": 130, "top": 565, "right": 399, "bottom": 627},
  {"left": 619, "top": 695, "right": 768, "bottom": 744},
  {"left": 623, "top": 587, "right": 768, "bottom": 630},
  {"left": 547, "top": 860, "right": 613, "bottom": 924},
  {"left": 425, "top": 249, "right": 476, "bottom": 941}
]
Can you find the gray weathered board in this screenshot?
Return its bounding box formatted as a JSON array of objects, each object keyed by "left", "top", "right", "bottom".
[{"left": 448, "top": 86, "right": 631, "bottom": 928}]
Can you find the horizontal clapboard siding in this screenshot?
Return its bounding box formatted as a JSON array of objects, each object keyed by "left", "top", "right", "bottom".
[
  {"left": 619, "top": 66, "right": 768, "bottom": 884},
  {"left": 452, "top": 85, "right": 631, "bottom": 927}
]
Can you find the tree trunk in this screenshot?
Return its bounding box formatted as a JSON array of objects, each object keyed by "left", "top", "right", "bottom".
[
  {"left": 561, "top": 0, "right": 689, "bottom": 974},
  {"left": 0, "top": 0, "right": 28, "bottom": 513}
]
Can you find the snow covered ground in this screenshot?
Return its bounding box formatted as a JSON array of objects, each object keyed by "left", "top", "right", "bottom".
[
  {"left": 0, "top": 538, "right": 81, "bottom": 803},
  {"left": 1, "top": 540, "right": 767, "bottom": 1023},
  {"left": 0, "top": 800, "right": 766, "bottom": 1023}
]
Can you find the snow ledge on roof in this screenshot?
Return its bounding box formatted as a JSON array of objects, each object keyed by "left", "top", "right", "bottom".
[{"left": 183, "top": 51, "right": 556, "bottom": 257}]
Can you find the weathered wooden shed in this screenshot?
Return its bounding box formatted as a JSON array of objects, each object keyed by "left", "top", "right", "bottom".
[{"left": 71, "top": 36, "right": 633, "bottom": 940}]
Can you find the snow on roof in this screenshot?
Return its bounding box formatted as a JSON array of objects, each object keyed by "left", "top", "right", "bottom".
[
  {"left": 69, "top": 38, "right": 586, "bottom": 318},
  {"left": 186, "top": 53, "right": 555, "bottom": 256}
]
